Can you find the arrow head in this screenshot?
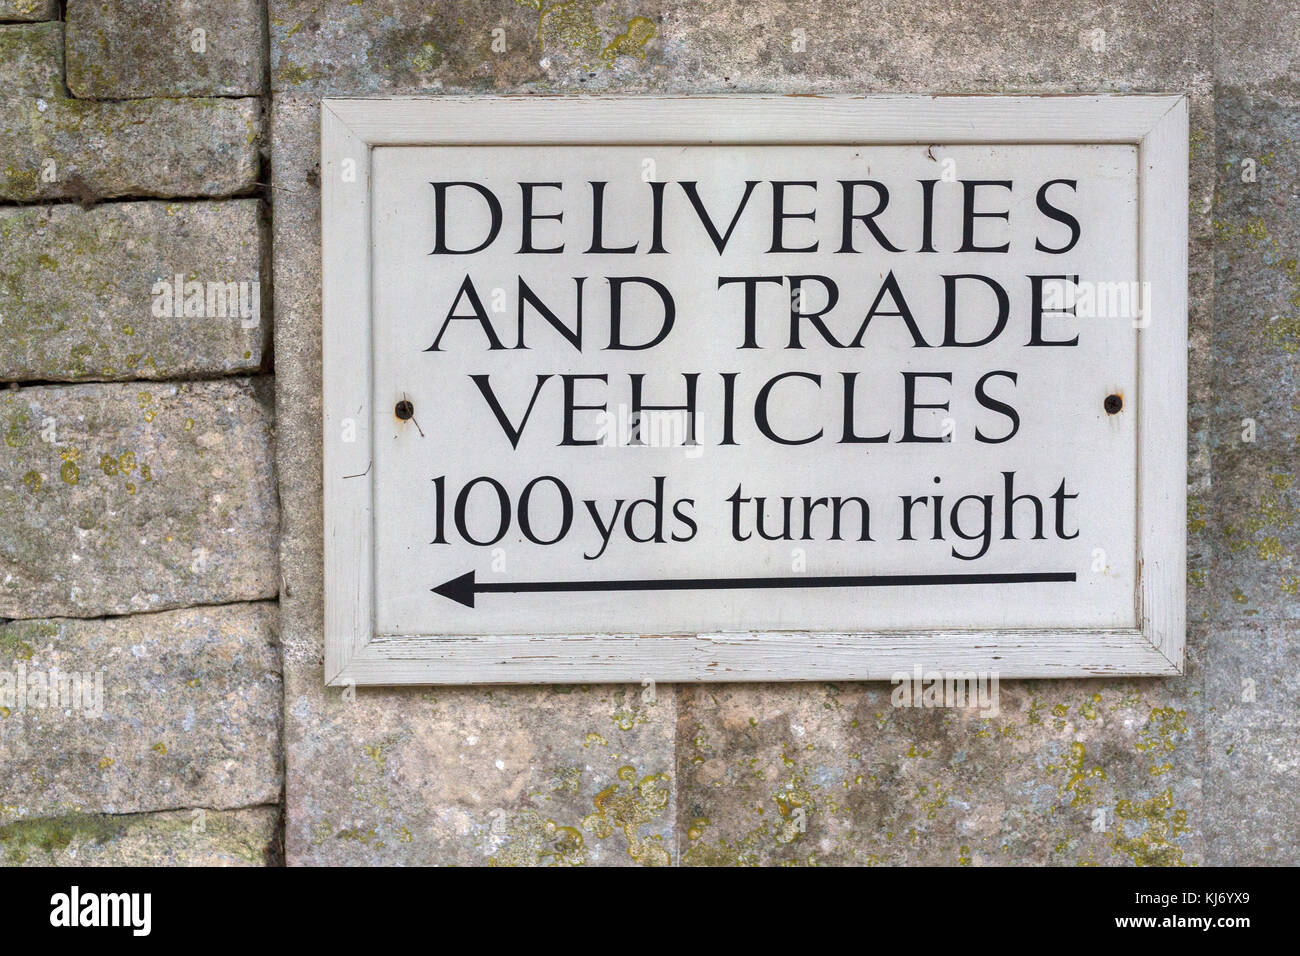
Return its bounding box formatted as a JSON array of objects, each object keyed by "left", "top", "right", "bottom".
[{"left": 432, "top": 570, "right": 477, "bottom": 608}]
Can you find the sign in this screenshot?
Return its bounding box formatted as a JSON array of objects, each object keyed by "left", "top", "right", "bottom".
[{"left": 322, "top": 95, "right": 1187, "bottom": 685}]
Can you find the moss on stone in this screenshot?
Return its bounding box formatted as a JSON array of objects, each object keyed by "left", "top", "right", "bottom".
[{"left": 0, "top": 814, "right": 124, "bottom": 865}]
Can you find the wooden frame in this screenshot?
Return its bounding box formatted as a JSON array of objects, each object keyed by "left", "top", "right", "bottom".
[{"left": 321, "top": 94, "right": 1187, "bottom": 686}]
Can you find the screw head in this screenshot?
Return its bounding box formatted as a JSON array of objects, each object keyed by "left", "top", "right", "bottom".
[
  {"left": 394, "top": 400, "right": 414, "bottom": 421},
  {"left": 1104, "top": 394, "right": 1123, "bottom": 415}
]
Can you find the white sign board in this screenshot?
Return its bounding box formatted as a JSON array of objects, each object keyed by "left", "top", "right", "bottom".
[{"left": 322, "top": 96, "right": 1187, "bottom": 685}]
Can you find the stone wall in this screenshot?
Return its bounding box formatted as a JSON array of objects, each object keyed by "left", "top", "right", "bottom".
[
  {"left": 1, "top": 0, "right": 280, "bottom": 865},
  {"left": 1, "top": 0, "right": 1295, "bottom": 866}
]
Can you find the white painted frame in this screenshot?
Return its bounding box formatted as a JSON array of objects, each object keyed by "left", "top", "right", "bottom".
[{"left": 321, "top": 95, "right": 1187, "bottom": 686}]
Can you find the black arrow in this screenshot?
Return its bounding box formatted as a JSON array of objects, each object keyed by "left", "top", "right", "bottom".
[{"left": 432, "top": 569, "right": 1075, "bottom": 608}]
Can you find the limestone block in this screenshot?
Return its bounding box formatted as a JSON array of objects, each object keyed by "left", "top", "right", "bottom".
[
  {"left": 676, "top": 675, "right": 1201, "bottom": 866},
  {"left": 0, "top": 603, "right": 282, "bottom": 822},
  {"left": 0, "top": 807, "right": 279, "bottom": 866},
  {"left": 0, "top": 22, "right": 64, "bottom": 97},
  {"left": 0, "top": 200, "right": 267, "bottom": 382},
  {"left": 0, "top": 0, "right": 57, "bottom": 22},
  {"left": 0, "top": 97, "right": 261, "bottom": 202},
  {"left": 269, "top": 0, "right": 1209, "bottom": 95},
  {"left": 1211, "top": 91, "right": 1300, "bottom": 621},
  {"left": 67, "top": 0, "right": 266, "bottom": 98},
  {"left": 0, "top": 378, "right": 279, "bottom": 618}
]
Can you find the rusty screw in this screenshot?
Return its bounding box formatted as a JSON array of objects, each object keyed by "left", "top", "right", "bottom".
[
  {"left": 1104, "top": 394, "right": 1123, "bottom": 415},
  {"left": 395, "top": 399, "right": 414, "bottom": 421}
]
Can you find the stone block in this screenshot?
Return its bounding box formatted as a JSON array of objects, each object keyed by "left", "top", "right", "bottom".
[
  {"left": 676, "top": 675, "right": 1201, "bottom": 866},
  {"left": 284, "top": 678, "right": 676, "bottom": 865},
  {"left": 1214, "top": 0, "right": 1300, "bottom": 95},
  {"left": 0, "top": 200, "right": 267, "bottom": 382},
  {"left": 271, "top": 0, "right": 1210, "bottom": 95},
  {"left": 0, "top": 0, "right": 57, "bottom": 22},
  {"left": 0, "top": 378, "right": 279, "bottom": 618},
  {"left": 0, "top": 807, "right": 280, "bottom": 866},
  {"left": 0, "top": 603, "right": 282, "bottom": 821},
  {"left": 0, "top": 22, "right": 64, "bottom": 97},
  {"left": 0, "top": 97, "right": 261, "bottom": 202},
  {"left": 67, "top": 0, "right": 266, "bottom": 98}
]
